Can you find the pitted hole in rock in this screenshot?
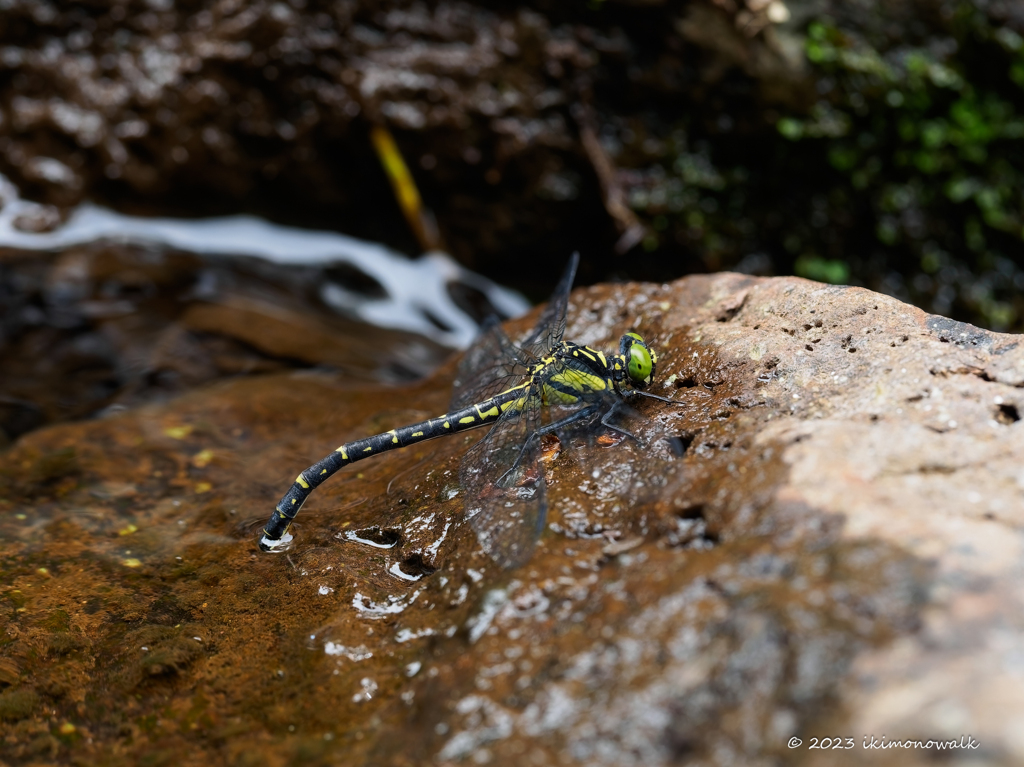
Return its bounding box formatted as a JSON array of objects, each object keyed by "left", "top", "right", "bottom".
[
  {"left": 756, "top": 355, "right": 780, "bottom": 385},
  {"left": 322, "top": 263, "right": 386, "bottom": 299},
  {"left": 696, "top": 439, "right": 732, "bottom": 456},
  {"left": 668, "top": 503, "right": 718, "bottom": 549},
  {"left": 397, "top": 553, "right": 438, "bottom": 579},
  {"left": 715, "top": 299, "right": 746, "bottom": 322},
  {"left": 343, "top": 525, "right": 401, "bottom": 549},
  {"left": 996, "top": 403, "right": 1020, "bottom": 425},
  {"left": 672, "top": 373, "right": 700, "bottom": 389},
  {"left": 667, "top": 432, "right": 697, "bottom": 458}
]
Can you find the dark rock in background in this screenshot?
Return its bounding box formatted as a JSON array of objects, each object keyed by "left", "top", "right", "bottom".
[
  {"left": 0, "top": 243, "right": 449, "bottom": 443},
  {"left": 0, "top": 0, "right": 614, "bottom": 275},
  {"left": 4, "top": 0, "right": 1022, "bottom": 328}
]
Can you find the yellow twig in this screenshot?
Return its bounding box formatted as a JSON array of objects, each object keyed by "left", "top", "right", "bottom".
[{"left": 369, "top": 125, "right": 442, "bottom": 252}]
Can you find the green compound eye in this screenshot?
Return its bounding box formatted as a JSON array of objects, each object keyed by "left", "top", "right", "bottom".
[{"left": 627, "top": 342, "right": 653, "bottom": 385}]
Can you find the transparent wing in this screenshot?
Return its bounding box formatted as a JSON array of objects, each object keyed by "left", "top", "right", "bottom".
[
  {"left": 518, "top": 252, "right": 578, "bottom": 360},
  {"left": 460, "top": 354, "right": 634, "bottom": 568},
  {"left": 450, "top": 316, "right": 535, "bottom": 411},
  {"left": 450, "top": 253, "right": 579, "bottom": 411},
  {"left": 460, "top": 382, "right": 548, "bottom": 569}
]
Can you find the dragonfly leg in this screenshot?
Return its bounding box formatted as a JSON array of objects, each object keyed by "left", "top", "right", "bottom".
[
  {"left": 599, "top": 400, "right": 638, "bottom": 441},
  {"left": 497, "top": 404, "right": 601, "bottom": 486},
  {"left": 631, "top": 390, "right": 683, "bottom": 405}
]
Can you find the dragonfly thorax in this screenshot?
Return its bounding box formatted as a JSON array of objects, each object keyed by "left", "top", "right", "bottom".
[{"left": 537, "top": 332, "right": 659, "bottom": 401}]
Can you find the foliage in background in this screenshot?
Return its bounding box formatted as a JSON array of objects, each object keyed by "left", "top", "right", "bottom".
[{"left": 621, "top": 1, "right": 1024, "bottom": 332}]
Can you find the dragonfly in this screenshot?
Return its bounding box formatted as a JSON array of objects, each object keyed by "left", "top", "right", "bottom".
[{"left": 259, "top": 253, "right": 678, "bottom": 566}]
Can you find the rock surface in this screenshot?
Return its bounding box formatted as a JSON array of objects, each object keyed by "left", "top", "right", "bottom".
[{"left": 1, "top": 272, "right": 1022, "bottom": 765}]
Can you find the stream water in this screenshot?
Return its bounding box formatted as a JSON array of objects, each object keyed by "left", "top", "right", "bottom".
[{"left": 0, "top": 173, "right": 528, "bottom": 349}]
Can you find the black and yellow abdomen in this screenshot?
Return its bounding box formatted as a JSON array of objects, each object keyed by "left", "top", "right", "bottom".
[{"left": 260, "top": 384, "right": 527, "bottom": 546}]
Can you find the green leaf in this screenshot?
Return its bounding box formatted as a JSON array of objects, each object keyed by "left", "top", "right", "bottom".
[
  {"left": 777, "top": 118, "right": 804, "bottom": 140},
  {"left": 794, "top": 256, "right": 850, "bottom": 284}
]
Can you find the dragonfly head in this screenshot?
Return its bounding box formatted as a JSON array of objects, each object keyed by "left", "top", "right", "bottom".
[{"left": 618, "top": 331, "right": 658, "bottom": 389}]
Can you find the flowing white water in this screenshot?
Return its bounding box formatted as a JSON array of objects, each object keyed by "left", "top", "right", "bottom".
[{"left": 0, "top": 175, "right": 528, "bottom": 348}]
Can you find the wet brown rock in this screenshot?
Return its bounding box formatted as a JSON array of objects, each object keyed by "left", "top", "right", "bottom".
[
  {"left": 0, "top": 273, "right": 1021, "bottom": 765},
  {"left": 0, "top": 243, "right": 448, "bottom": 442}
]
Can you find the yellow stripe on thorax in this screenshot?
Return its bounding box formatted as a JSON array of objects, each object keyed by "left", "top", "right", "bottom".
[
  {"left": 572, "top": 346, "right": 608, "bottom": 368},
  {"left": 550, "top": 369, "right": 608, "bottom": 392},
  {"left": 573, "top": 347, "right": 596, "bottom": 362},
  {"left": 543, "top": 384, "right": 581, "bottom": 405}
]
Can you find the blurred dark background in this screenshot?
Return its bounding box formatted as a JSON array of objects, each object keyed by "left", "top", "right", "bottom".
[
  {"left": 1, "top": 0, "right": 1022, "bottom": 322},
  {"left": 2, "top": 0, "right": 1024, "bottom": 442},
  {"left": 0, "top": 0, "right": 1019, "bottom": 323}
]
